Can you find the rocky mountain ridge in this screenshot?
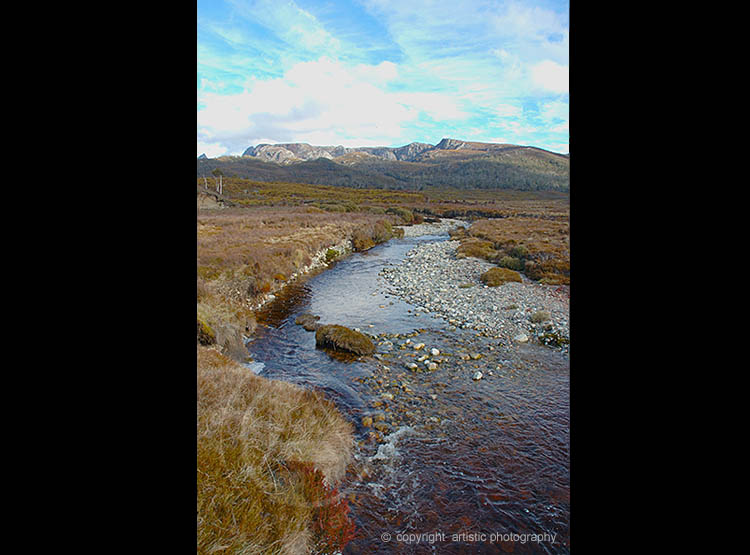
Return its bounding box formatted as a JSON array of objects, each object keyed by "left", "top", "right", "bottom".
[
  {"left": 198, "top": 138, "right": 570, "bottom": 192},
  {"left": 237, "top": 138, "right": 565, "bottom": 165}
]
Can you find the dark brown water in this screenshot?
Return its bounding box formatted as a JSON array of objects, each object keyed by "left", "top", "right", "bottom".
[{"left": 246, "top": 232, "right": 570, "bottom": 554}]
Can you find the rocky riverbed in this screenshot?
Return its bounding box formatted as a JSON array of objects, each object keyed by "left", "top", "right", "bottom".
[{"left": 380, "top": 229, "right": 569, "bottom": 352}]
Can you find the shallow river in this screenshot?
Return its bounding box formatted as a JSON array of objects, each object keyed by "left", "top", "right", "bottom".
[{"left": 246, "top": 230, "right": 570, "bottom": 554}]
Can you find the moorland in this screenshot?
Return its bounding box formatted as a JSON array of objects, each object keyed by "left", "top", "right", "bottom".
[{"left": 196, "top": 143, "right": 569, "bottom": 554}]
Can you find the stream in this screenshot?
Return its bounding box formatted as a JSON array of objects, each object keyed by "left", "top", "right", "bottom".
[{"left": 246, "top": 228, "right": 570, "bottom": 554}]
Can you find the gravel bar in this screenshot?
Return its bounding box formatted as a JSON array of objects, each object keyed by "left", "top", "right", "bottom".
[{"left": 380, "top": 234, "right": 569, "bottom": 352}]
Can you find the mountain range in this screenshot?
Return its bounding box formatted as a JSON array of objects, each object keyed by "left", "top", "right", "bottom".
[{"left": 197, "top": 138, "right": 569, "bottom": 192}]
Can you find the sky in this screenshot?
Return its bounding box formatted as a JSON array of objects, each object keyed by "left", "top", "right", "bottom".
[{"left": 197, "top": 0, "right": 569, "bottom": 157}]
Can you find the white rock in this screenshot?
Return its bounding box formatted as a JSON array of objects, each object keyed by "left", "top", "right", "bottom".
[
  {"left": 473, "top": 371, "right": 483, "bottom": 381},
  {"left": 514, "top": 333, "right": 529, "bottom": 343},
  {"left": 430, "top": 348, "right": 440, "bottom": 356}
]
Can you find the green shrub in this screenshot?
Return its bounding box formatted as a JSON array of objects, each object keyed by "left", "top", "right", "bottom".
[
  {"left": 197, "top": 318, "right": 216, "bottom": 345},
  {"left": 325, "top": 248, "right": 339, "bottom": 263},
  {"left": 496, "top": 255, "right": 523, "bottom": 271},
  {"left": 509, "top": 244, "right": 529, "bottom": 258}
]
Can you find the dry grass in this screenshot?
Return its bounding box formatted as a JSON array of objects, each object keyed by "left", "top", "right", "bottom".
[
  {"left": 197, "top": 346, "right": 354, "bottom": 554},
  {"left": 197, "top": 206, "right": 406, "bottom": 362},
  {"left": 197, "top": 206, "right": 403, "bottom": 304},
  {"left": 460, "top": 208, "right": 569, "bottom": 285}
]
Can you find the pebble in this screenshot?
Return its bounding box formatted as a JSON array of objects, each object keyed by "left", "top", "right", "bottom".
[{"left": 473, "top": 371, "right": 483, "bottom": 381}]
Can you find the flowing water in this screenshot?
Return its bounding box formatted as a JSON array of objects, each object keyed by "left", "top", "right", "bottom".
[{"left": 246, "top": 231, "right": 570, "bottom": 554}]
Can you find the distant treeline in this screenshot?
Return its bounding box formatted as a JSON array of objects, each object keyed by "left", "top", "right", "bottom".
[{"left": 197, "top": 151, "right": 569, "bottom": 192}]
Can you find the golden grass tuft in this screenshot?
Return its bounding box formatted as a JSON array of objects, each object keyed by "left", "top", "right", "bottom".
[
  {"left": 480, "top": 267, "right": 523, "bottom": 286},
  {"left": 197, "top": 346, "right": 354, "bottom": 554},
  {"left": 456, "top": 237, "right": 497, "bottom": 260}
]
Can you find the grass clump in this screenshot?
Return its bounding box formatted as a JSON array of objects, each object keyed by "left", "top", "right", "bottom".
[
  {"left": 315, "top": 324, "right": 375, "bottom": 355},
  {"left": 480, "top": 267, "right": 522, "bottom": 287},
  {"left": 197, "top": 346, "right": 355, "bottom": 554},
  {"left": 456, "top": 238, "right": 497, "bottom": 260}
]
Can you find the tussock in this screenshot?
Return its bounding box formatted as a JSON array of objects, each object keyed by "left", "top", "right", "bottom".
[{"left": 197, "top": 346, "right": 354, "bottom": 554}]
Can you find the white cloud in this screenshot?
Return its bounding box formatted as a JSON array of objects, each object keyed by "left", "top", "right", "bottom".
[
  {"left": 197, "top": 57, "right": 470, "bottom": 153},
  {"left": 496, "top": 103, "right": 523, "bottom": 118},
  {"left": 530, "top": 60, "right": 569, "bottom": 94}
]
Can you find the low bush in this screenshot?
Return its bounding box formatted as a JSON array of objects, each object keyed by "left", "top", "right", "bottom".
[
  {"left": 496, "top": 255, "right": 524, "bottom": 271},
  {"left": 509, "top": 244, "right": 529, "bottom": 258},
  {"left": 386, "top": 206, "right": 414, "bottom": 224}
]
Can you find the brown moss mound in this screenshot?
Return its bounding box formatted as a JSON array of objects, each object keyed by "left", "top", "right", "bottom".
[
  {"left": 315, "top": 324, "right": 375, "bottom": 355},
  {"left": 295, "top": 313, "right": 321, "bottom": 332},
  {"left": 480, "top": 267, "right": 523, "bottom": 286}
]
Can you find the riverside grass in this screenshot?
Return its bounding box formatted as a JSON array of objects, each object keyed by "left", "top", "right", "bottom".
[
  {"left": 197, "top": 346, "right": 353, "bottom": 554},
  {"left": 197, "top": 205, "right": 409, "bottom": 553}
]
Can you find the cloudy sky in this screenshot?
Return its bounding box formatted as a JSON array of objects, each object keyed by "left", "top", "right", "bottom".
[{"left": 197, "top": 0, "right": 569, "bottom": 157}]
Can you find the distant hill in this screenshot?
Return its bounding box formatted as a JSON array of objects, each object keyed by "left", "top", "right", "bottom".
[{"left": 198, "top": 138, "right": 569, "bottom": 191}]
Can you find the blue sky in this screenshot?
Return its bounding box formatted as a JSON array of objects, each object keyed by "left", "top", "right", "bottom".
[{"left": 197, "top": 0, "right": 569, "bottom": 157}]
